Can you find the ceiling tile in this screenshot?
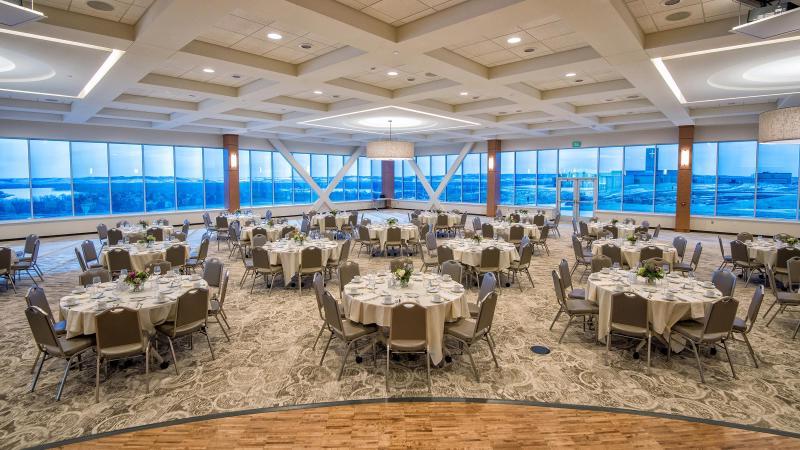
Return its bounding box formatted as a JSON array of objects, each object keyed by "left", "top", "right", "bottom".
[
  {"left": 525, "top": 19, "right": 574, "bottom": 40},
  {"left": 369, "top": 0, "right": 429, "bottom": 20},
  {"left": 231, "top": 36, "right": 281, "bottom": 55},
  {"left": 198, "top": 28, "right": 246, "bottom": 47},
  {"left": 214, "top": 14, "right": 264, "bottom": 35},
  {"left": 641, "top": 0, "right": 700, "bottom": 14},
  {"left": 651, "top": 3, "right": 705, "bottom": 31}
]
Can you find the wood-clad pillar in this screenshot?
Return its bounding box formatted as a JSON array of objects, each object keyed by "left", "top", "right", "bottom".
[
  {"left": 486, "top": 139, "right": 501, "bottom": 217},
  {"left": 675, "top": 126, "right": 693, "bottom": 232},
  {"left": 222, "top": 134, "right": 240, "bottom": 212},
  {"left": 381, "top": 160, "right": 394, "bottom": 208}
]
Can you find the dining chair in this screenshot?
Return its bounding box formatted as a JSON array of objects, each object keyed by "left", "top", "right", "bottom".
[
  {"left": 559, "top": 258, "right": 584, "bottom": 300},
  {"left": 251, "top": 247, "right": 282, "bottom": 295},
  {"left": 445, "top": 291, "right": 500, "bottom": 382},
  {"left": 384, "top": 226, "right": 405, "bottom": 257},
  {"left": 94, "top": 307, "right": 152, "bottom": 401},
  {"left": 298, "top": 246, "right": 324, "bottom": 295},
  {"left": 736, "top": 232, "right": 754, "bottom": 242},
  {"left": 146, "top": 227, "right": 165, "bottom": 241},
  {"left": 481, "top": 223, "right": 494, "bottom": 240},
  {"left": 165, "top": 244, "right": 187, "bottom": 272},
  {"left": 436, "top": 244, "right": 454, "bottom": 270},
  {"left": 144, "top": 260, "right": 172, "bottom": 276},
  {"left": 386, "top": 301, "right": 430, "bottom": 391},
  {"left": 156, "top": 288, "right": 214, "bottom": 375},
  {"left": 765, "top": 259, "right": 800, "bottom": 332},
  {"left": 731, "top": 285, "right": 764, "bottom": 367},
  {"left": 730, "top": 240, "right": 764, "bottom": 286},
  {"left": 475, "top": 246, "right": 502, "bottom": 293},
  {"left": 639, "top": 246, "right": 663, "bottom": 263},
  {"left": 202, "top": 257, "right": 225, "bottom": 298},
  {"left": 673, "top": 242, "right": 702, "bottom": 276},
  {"left": 26, "top": 286, "right": 66, "bottom": 336},
  {"left": 549, "top": 270, "right": 598, "bottom": 344},
  {"left": 711, "top": 269, "right": 737, "bottom": 297},
  {"left": 326, "top": 238, "right": 352, "bottom": 280},
  {"left": 469, "top": 272, "right": 497, "bottom": 319},
  {"left": 508, "top": 224, "right": 524, "bottom": 247},
  {"left": 440, "top": 260, "right": 463, "bottom": 284},
  {"left": 106, "top": 248, "right": 133, "bottom": 276},
  {"left": 591, "top": 255, "right": 613, "bottom": 273},
  {"left": 79, "top": 268, "right": 112, "bottom": 287},
  {"left": 607, "top": 292, "right": 651, "bottom": 367},
  {"left": 97, "top": 224, "right": 108, "bottom": 249},
  {"left": 389, "top": 257, "right": 414, "bottom": 273},
  {"left": 337, "top": 261, "right": 360, "bottom": 300},
  {"left": 107, "top": 228, "right": 123, "bottom": 246},
  {"left": 507, "top": 243, "right": 534, "bottom": 291},
  {"left": 531, "top": 225, "right": 550, "bottom": 256},
  {"left": 571, "top": 235, "right": 592, "bottom": 279},
  {"left": 717, "top": 236, "right": 733, "bottom": 270},
  {"left": 672, "top": 236, "right": 688, "bottom": 262},
  {"left": 774, "top": 246, "right": 800, "bottom": 276},
  {"left": 207, "top": 270, "right": 230, "bottom": 342},
  {"left": 185, "top": 237, "right": 210, "bottom": 273},
  {"left": 320, "top": 291, "right": 377, "bottom": 380}
]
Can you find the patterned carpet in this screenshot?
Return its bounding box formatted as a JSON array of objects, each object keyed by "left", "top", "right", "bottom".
[{"left": 1, "top": 211, "right": 799, "bottom": 448}]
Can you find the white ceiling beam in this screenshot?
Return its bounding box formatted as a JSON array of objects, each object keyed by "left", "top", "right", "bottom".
[
  {"left": 575, "top": 98, "right": 654, "bottom": 116},
  {"left": 96, "top": 107, "right": 170, "bottom": 122},
  {"left": 0, "top": 98, "right": 70, "bottom": 113},
  {"left": 598, "top": 112, "right": 667, "bottom": 125},
  {"left": 541, "top": 79, "right": 637, "bottom": 103},
  {"left": 689, "top": 102, "right": 776, "bottom": 119},
  {"left": 112, "top": 94, "right": 198, "bottom": 112}
]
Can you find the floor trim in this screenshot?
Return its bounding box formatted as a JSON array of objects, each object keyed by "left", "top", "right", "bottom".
[{"left": 36, "top": 397, "right": 800, "bottom": 448}]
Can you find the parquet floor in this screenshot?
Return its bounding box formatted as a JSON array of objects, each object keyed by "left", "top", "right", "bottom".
[{"left": 58, "top": 401, "right": 799, "bottom": 449}]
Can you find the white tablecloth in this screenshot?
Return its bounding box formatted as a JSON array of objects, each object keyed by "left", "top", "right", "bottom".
[
  {"left": 367, "top": 224, "right": 419, "bottom": 248},
  {"left": 446, "top": 239, "right": 519, "bottom": 269},
  {"left": 591, "top": 238, "right": 676, "bottom": 268},
  {"left": 58, "top": 276, "right": 209, "bottom": 338},
  {"left": 588, "top": 223, "right": 637, "bottom": 239},
  {"left": 99, "top": 243, "right": 189, "bottom": 272},
  {"left": 240, "top": 224, "right": 288, "bottom": 242},
  {"left": 120, "top": 225, "right": 174, "bottom": 241},
  {"left": 491, "top": 222, "right": 541, "bottom": 240},
  {"left": 342, "top": 272, "right": 469, "bottom": 364},
  {"left": 587, "top": 271, "right": 718, "bottom": 348},
  {"left": 745, "top": 240, "right": 781, "bottom": 266},
  {"left": 312, "top": 214, "right": 350, "bottom": 232},
  {"left": 263, "top": 239, "right": 341, "bottom": 282},
  {"left": 419, "top": 213, "right": 460, "bottom": 228}
]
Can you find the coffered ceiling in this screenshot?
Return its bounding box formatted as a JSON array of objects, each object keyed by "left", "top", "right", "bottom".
[{"left": 0, "top": 0, "right": 793, "bottom": 147}]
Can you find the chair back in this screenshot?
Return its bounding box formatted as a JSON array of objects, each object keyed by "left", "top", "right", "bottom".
[
  {"left": 672, "top": 236, "right": 687, "bottom": 260},
  {"left": 22, "top": 234, "right": 37, "bottom": 255},
  {"left": 386, "top": 226, "right": 402, "bottom": 243},
  {"left": 538, "top": 225, "right": 550, "bottom": 242},
  {"left": 473, "top": 291, "right": 498, "bottom": 338},
  {"left": 218, "top": 270, "right": 229, "bottom": 309},
  {"left": 436, "top": 245, "right": 454, "bottom": 265},
  {"left": 300, "top": 246, "right": 323, "bottom": 270},
  {"left": 711, "top": 269, "right": 737, "bottom": 297},
  {"left": 203, "top": 212, "right": 212, "bottom": 229},
  {"left": 165, "top": 244, "right": 187, "bottom": 268},
  {"left": 74, "top": 247, "right": 88, "bottom": 271},
  {"left": 144, "top": 259, "right": 172, "bottom": 276},
  {"left": 517, "top": 243, "right": 533, "bottom": 268},
  {"left": 509, "top": 224, "right": 524, "bottom": 242},
  {"left": 600, "top": 243, "right": 622, "bottom": 266},
  {"left": 107, "top": 228, "right": 123, "bottom": 245},
  {"left": 479, "top": 246, "right": 501, "bottom": 270},
  {"left": 533, "top": 214, "right": 545, "bottom": 227},
  {"left": 478, "top": 272, "right": 497, "bottom": 302},
  {"left": 349, "top": 213, "right": 358, "bottom": 227},
  {"left": 265, "top": 209, "right": 273, "bottom": 221},
  {"left": 551, "top": 270, "right": 567, "bottom": 308},
  {"left": 460, "top": 213, "right": 468, "bottom": 226},
  {"left": 181, "top": 219, "right": 190, "bottom": 236},
  {"left": 389, "top": 302, "right": 427, "bottom": 347},
  {"left": 481, "top": 223, "right": 494, "bottom": 239},
  {"left": 509, "top": 213, "right": 520, "bottom": 223},
  {"left": 571, "top": 235, "right": 585, "bottom": 261},
  {"left": 174, "top": 288, "right": 209, "bottom": 333},
  {"left": 688, "top": 242, "right": 702, "bottom": 270},
  {"left": 653, "top": 224, "right": 661, "bottom": 238},
  {"left": 300, "top": 218, "right": 311, "bottom": 234},
  {"left": 571, "top": 218, "right": 578, "bottom": 234},
  {"left": 252, "top": 235, "right": 267, "bottom": 248},
  {"left": 312, "top": 273, "right": 326, "bottom": 318},
  {"left": 558, "top": 258, "right": 574, "bottom": 291},
  {"left": 97, "top": 224, "right": 108, "bottom": 240},
  {"left": 701, "top": 297, "right": 739, "bottom": 340},
  {"left": 639, "top": 246, "right": 663, "bottom": 261},
  {"left": 281, "top": 226, "right": 296, "bottom": 238},
  {"left": 215, "top": 216, "right": 229, "bottom": 230},
  {"left": 357, "top": 225, "right": 371, "bottom": 242},
  {"left": 339, "top": 238, "right": 353, "bottom": 262},
  {"left": 25, "top": 287, "right": 54, "bottom": 321},
  {"left": 389, "top": 258, "right": 414, "bottom": 273},
  {"left": 730, "top": 240, "right": 750, "bottom": 264},
  {"left": 603, "top": 225, "right": 618, "bottom": 239},
  {"left": 440, "top": 260, "right": 462, "bottom": 282},
  {"left": 425, "top": 231, "right": 437, "bottom": 251},
  {"left": 251, "top": 227, "right": 267, "bottom": 238},
  {"left": 252, "top": 247, "right": 271, "bottom": 270},
  {"left": 106, "top": 248, "right": 133, "bottom": 273},
  {"left": 79, "top": 268, "right": 112, "bottom": 286},
  {"left": 147, "top": 227, "right": 165, "bottom": 241},
  {"left": 610, "top": 292, "right": 648, "bottom": 331},
  {"left": 472, "top": 217, "right": 482, "bottom": 232},
  {"left": 776, "top": 246, "right": 800, "bottom": 270},
  {"left": 579, "top": 221, "right": 589, "bottom": 237},
  {"left": 788, "top": 257, "right": 800, "bottom": 288},
  {"left": 25, "top": 306, "right": 61, "bottom": 353},
  {"left": 591, "top": 254, "right": 612, "bottom": 273},
  {"left": 196, "top": 237, "right": 210, "bottom": 262},
  {"left": 95, "top": 307, "right": 143, "bottom": 353},
  {"left": 324, "top": 215, "right": 337, "bottom": 230},
  {"left": 718, "top": 236, "right": 727, "bottom": 257},
  {"left": 202, "top": 258, "right": 224, "bottom": 288},
  {"left": 736, "top": 232, "right": 753, "bottom": 242},
  {"left": 29, "top": 239, "right": 40, "bottom": 264},
  {"left": 338, "top": 261, "right": 360, "bottom": 290},
  {"left": 321, "top": 291, "right": 345, "bottom": 337},
  {"left": 743, "top": 285, "right": 764, "bottom": 332},
  {"left": 436, "top": 214, "right": 449, "bottom": 228}
]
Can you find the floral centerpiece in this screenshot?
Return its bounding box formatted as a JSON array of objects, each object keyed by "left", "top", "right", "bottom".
[
  {"left": 138, "top": 219, "right": 148, "bottom": 229},
  {"left": 611, "top": 219, "right": 619, "bottom": 225},
  {"left": 626, "top": 235, "right": 637, "bottom": 245},
  {"left": 472, "top": 235, "right": 483, "bottom": 244},
  {"left": 637, "top": 260, "right": 665, "bottom": 285},
  {"left": 393, "top": 266, "right": 413, "bottom": 288},
  {"left": 234, "top": 209, "right": 242, "bottom": 215},
  {"left": 267, "top": 219, "right": 274, "bottom": 227},
  {"left": 124, "top": 271, "right": 149, "bottom": 292},
  {"left": 787, "top": 236, "right": 798, "bottom": 247},
  {"left": 291, "top": 231, "right": 307, "bottom": 245},
  {"left": 145, "top": 235, "right": 156, "bottom": 247},
  {"left": 387, "top": 217, "right": 398, "bottom": 226},
  {"left": 330, "top": 209, "right": 339, "bottom": 216},
  {"left": 434, "top": 208, "right": 443, "bottom": 214},
  {"left": 517, "top": 209, "right": 528, "bottom": 215}
]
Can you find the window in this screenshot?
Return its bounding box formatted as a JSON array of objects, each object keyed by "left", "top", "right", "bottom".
[
  {"left": 394, "top": 161, "right": 403, "bottom": 199},
  {"left": 238, "top": 150, "right": 251, "bottom": 207},
  {"left": 430, "top": 155, "right": 446, "bottom": 193},
  {"left": 537, "top": 150, "right": 558, "bottom": 206},
  {"left": 175, "top": 147, "right": 204, "bottom": 211},
  {"left": 623, "top": 145, "right": 655, "bottom": 212},
  {"left": 559, "top": 148, "right": 597, "bottom": 178},
  {"left": 446, "top": 154, "right": 462, "bottom": 203},
  {"left": 757, "top": 143, "right": 799, "bottom": 220},
  {"left": 514, "top": 151, "right": 536, "bottom": 205},
  {"left": 598, "top": 146, "right": 623, "bottom": 211},
  {"left": 71, "top": 142, "right": 109, "bottom": 216},
  {"left": 358, "top": 157, "right": 372, "bottom": 200},
  {"left": 310, "top": 153, "right": 327, "bottom": 203},
  {"left": 328, "top": 155, "right": 344, "bottom": 202},
  {"left": 499, "top": 152, "right": 515, "bottom": 205},
  {"left": 109, "top": 143, "right": 144, "bottom": 214},
  {"left": 372, "top": 159, "right": 382, "bottom": 198},
  {"left": 293, "top": 153, "right": 312, "bottom": 204},
  {"left": 144, "top": 145, "right": 175, "bottom": 212},
  {"left": 0, "top": 139, "right": 30, "bottom": 220},
  {"left": 655, "top": 144, "right": 678, "bottom": 213},
  {"left": 273, "top": 152, "right": 293, "bottom": 205},
  {"left": 251, "top": 150, "right": 273, "bottom": 206},
  {"left": 402, "top": 160, "right": 415, "bottom": 200},
  {"left": 203, "top": 148, "right": 224, "bottom": 209},
  {"left": 480, "top": 153, "right": 488, "bottom": 204},
  {"left": 343, "top": 160, "right": 358, "bottom": 201},
  {"left": 691, "top": 142, "right": 717, "bottom": 216},
  {"left": 717, "top": 141, "right": 757, "bottom": 217},
  {"left": 461, "top": 154, "right": 480, "bottom": 203},
  {"left": 416, "top": 156, "right": 430, "bottom": 200},
  {"left": 30, "top": 140, "right": 72, "bottom": 218}
]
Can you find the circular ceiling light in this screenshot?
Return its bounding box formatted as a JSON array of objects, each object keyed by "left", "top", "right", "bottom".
[
  {"left": 666, "top": 11, "right": 691, "bottom": 21},
  {"left": 312, "top": 90, "right": 323, "bottom": 95},
  {"left": 266, "top": 32, "right": 282, "bottom": 40},
  {"left": 87, "top": 0, "right": 114, "bottom": 11},
  {"left": 459, "top": 91, "right": 469, "bottom": 96},
  {"left": 507, "top": 36, "right": 522, "bottom": 44},
  {"left": 0, "top": 55, "right": 16, "bottom": 73},
  {"left": 742, "top": 55, "right": 800, "bottom": 84},
  {"left": 387, "top": 71, "right": 398, "bottom": 76},
  {"left": 565, "top": 72, "right": 576, "bottom": 77},
  {"left": 357, "top": 116, "right": 422, "bottom": 129},
  {"left": 202, "top": 68, "right": 215, "bottom": 73}
]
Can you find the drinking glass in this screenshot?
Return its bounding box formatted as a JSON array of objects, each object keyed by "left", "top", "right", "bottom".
[{"left": 153, "top": 266, "right": 161, "bottom": 277}]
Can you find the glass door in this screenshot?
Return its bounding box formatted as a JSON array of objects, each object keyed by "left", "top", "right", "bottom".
[
  {"left": 558, "top": 179, "right": 574, "bottom": 216},
  {"left": 556, "top": 177, "right": 598, "bottom": 218},
  {"left": 578, "top": 179, "right": 596, "bottom": 218}
]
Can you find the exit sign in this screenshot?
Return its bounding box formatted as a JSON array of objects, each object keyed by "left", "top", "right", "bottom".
[{"left": 572, "top": 140, "right": 581, "bottom": 148}]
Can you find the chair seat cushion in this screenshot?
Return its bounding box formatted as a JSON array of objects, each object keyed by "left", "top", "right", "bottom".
[
  {"left": 341, "top": 320, "right": 377, "bottom": 339},
  {"left": 673, "top": 320, "right": 727, "bottom": 342},
  {"left": 774, "top": 267, "right": 788, "bottom": 274},
  {"left": 732, "top": 317, "right": 747, "bottom": 332},
  {"left": 777, "top": 291, "right": 800, "bottom": 304},
  {"left": 673, "top": 262, "right": 692, "bottom": 271},
  {"left": 157, "top": 319, "right": 205, "bottom": 337},
  {"left": 568, "top": 288, "right": 586, "bottom": 299},
  {"left": 565, "top": 299, "right": 598, "bottom": 315},
  {"left": 445, "top": 318, "right": 475, "bottom": 341},
  {"left": 45, "top": 335, "right": 94, "bottom": 357},
  {"left": 100, "top": 341, "right": 146, "bottom": 359},
  {"left": 610, "top": 322, "right": 649, "bottom": 337},
  {"left": 389, "top": 338, "right": 427, "bottom": 352}
]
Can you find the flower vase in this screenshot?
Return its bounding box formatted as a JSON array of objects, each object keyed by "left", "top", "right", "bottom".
[
  {"left": 399, "top": 280, "right": 409, "bottom": 288},
  {"left": 132, "top": 283, "right": 144, "bottom": 292},
  {"left": 646, "top": 278, "right": 656, "bottom": 286}
]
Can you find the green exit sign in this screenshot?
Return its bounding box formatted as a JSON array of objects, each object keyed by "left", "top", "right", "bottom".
[{"left": 571, "top": 140, "right": 581, "bottom": 148}]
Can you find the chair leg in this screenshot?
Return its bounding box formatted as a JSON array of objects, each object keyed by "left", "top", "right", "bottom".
[
  {"left": 313, "top": 323, "right": 326, "bottom": 350},
  {"left": 55, "top": 354, "right": 75, "bottom": 401},
  {"left": 319, "top": 334, "right": 333, "bottom": 366},
  {"left": 558, "top": 316, "right": 574, "bottom": 343},
  {"left": 214, "top": 316, "right": 230, "bottom": 342},
  {"left": 338, "top": 341, "right": 353, "bottom": 380},
  {"left": 766, "top": 305, "right": 784, "bottom": 327},
  {"left": 549, "top": 307, "right": 564, "bottom": 330},
  {"left": 739, "top": 332, "right": 758, "bottom": 367},
  {"left": 385, "top": 346, "right": 390, "bottom": 391},
  {"left": 762, "top": 299, "right": 777, "bottom": 319},
  {"left": 687, "top": 339, "right": 704, "bottom": 383},
  {"left": 31, "top": 349, "right": 42, "bottom": 374},
  {"left": 486, "top": 334, "right": 500, "bottom": 368},
  {"left": 144, "top": 343, "right": 150, "bottom": 394},
  {"left": 721, "top": 340, "right": 736, "bottom": 379},
  {"left": 30, "top": 353, "right": 46, "bottom": 392},
  {"left": 94, "top": 354, "right": 101, "bottom": 402},
  {"left": 464, "top": 344, "right": 479, "bottom": 382},
  {"left": 525, "top": 270, "right": 535, "bottom": 288},
  {"left": 167, "top": 337, "right": 179, "bottom": 375},
  {"left": 426, "top": 352, "right": 432, "bottom": 393},
  {"left": 646, "top": 334, "right": 652, "bottom": 368},
  {"left": 203, "top": 329, "right": 215, "bottom": 360},
  {"left": 793, "top": 320, "right": 800, "bottom": 339}
]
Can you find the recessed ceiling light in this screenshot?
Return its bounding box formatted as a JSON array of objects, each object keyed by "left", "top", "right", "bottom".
[
  {"left": 87, "top": 0, "right": 114, "bottom": 11},
  {"left": 666, "top": 11, "right": 691, "bottom": 21},
  {"left": 627, "top": 95, "right": 638, "bottom": 99},
  {"left": 332, "top": 95, "right": 340, "bottom": 98},
  {"left": 498, "top": 111, "right": 506, "bottom": 115},
  {"left": 407, "top": 77, "right": 415, "bottom": 82},
  {"left": 202, "top": 68, "right": 215, "bottom": 73},
  {"left": 313, "top": 90, "right": 323, "bottom": 95},
  {"left": 662, "top": 0, "right": 681, "bottom": 5},
  {"left": 507, "top": 36, "right": 522, "bottom": 44},
  {"left": 473, "top": 96, "right": 480, "bottom": 100},
  {"left": 299, "top": 42, "right": 313, "bottom": 49},
  {"left": 574, "top": 79, "right": 584, "bottom": 83},
  {"left": 267, "top": 32, "right": 282, "bottom": 40},
  {"left": 523, "top": 47, "right": 535, "bottom": 53},
  {"left": 565, "top": 72, "right": 577, "bottom": 77},
  {"left": 43, "top": 98, "right": 58, "bottom": 103},
  {"left": 387, "top": 71, "right": 398, "bottom": 76},
  {"left": 425, "top": 72, "right": 437, "bottom": 77},
  {"left": 459, "top": 91, "right": 469, "bottom": 96},
  {"left": 605, "top": 99, "right": 613, "bottom": 102},
  {"left": 232, "top": 74, "right": 241, "bottom": 79}
]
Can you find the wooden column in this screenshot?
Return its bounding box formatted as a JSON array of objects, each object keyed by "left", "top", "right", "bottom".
[
  {"left": 486, "top": 139, "right": 501, "bottom": 217},
  {"left": 381, "top": 160, "right": 394, "bottom": 208},
  {"left": 222, "top": 134, "right": 240, "bottom": 212},
  {"left": 675, "top": 125, "right": 693, "bottom": 232}
]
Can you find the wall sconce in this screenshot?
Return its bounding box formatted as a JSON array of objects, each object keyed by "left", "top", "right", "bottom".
[
  {"left": 679, "top": 148, "right": 690, "bottom": 168},
  {"left": 488, "top": 155, "right": 495, "bottom": 171},
  {"left": 230, "top": 152, "right": 238, "bottom": 170}
]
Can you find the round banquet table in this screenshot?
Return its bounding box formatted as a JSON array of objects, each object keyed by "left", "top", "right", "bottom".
[
  {"left": 341, "top": 271, "right": 470, "bottom": 364},
  {"left": 367, "top": 223, "right": 419, "bottom": 248},
  {"left": 240, "top": 224, "right": 289, "bottom": 242},
  {"left": 120, "top": 225, "right": 174, "bottom": 241},
  {"left": 222, "top": 213, "right": 257, "bottom": 223},
  {"left": 311, "top": 213, "right": 350, "bottom": 232},
  {"left": 491, "top": 222, "right": 541, "bottom": 240},
  {"left": 261, "top": 238, "right": 341, "bottom": 283},
  {"left": 99, "top": 242, "right": 189, "bottom": 273},
  {"left": 58, "top": 276, "right": 209, "bottom": 338},
  {"left": 445, "top": 238, "right": 519, "bottom": 270},
  {"left": 745, "top": 239, "right": 782, "bottom": 267},
  {"left": 587, "top": 222, "right": 637, "bottom": 239},
  {"left": 587, "top": 270, "right": 720, "bottom": 350},
  {"left": 418, "top": 212, "right": 460, "bottom": 228},
  {"left": 591, "top": 238, "right": 676, "bottom": 268}
]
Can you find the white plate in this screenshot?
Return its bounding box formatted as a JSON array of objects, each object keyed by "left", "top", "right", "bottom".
[
  {"left": 71, "top": 289, "right": 86, "bottom": 295},
  {"left": 63, "top": 300, "right": 79, "bottom": 307}
]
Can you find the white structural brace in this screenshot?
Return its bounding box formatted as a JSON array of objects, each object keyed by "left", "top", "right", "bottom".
[
  {"left": 425, "top": 142, "right": 474, "bottom": 209},
  {"left": 407, "top": 159, "right": 436, "bottom": 205},
  {"left": 311, "top": 146, "right": 364, "bottom": 210},
  {"left": 269, "top": 138, "right": 326, "bottom": 208}
]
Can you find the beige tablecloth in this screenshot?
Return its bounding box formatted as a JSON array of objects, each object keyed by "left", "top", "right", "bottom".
[
  {"left": 312, "top": 214, "right": 350, "bottom": 232},
  {"left": 99, "top": 243, "right": 189, "bottom": 273},
  {"left": 342, "top": 272, "right": 469, "bottom": 364},
  {"left": 491, "top": 222, "right": 541, "bottom": 240},
  {"left": 240, "top": 224, "right": 288, "bottom": 242},
  {"left": 419, "top": 213, "right": 460, "bottom": 228},
  {"left": 587, "top": 271, "right": 718, "bottom": 349},
  {"left": 263, "top": 239, "right": 341, "bottom": 282},
  {"left": 368, "top": 224, "right": 419, "bottom": 248},
  {"left": 591, "top": 239, "right": 676, "bottom": 268},
  {"left": 745, "top": 241, "right": 781, "bottom": 266},
  {"left": 446, "top": 239, "right": 519, "bottom": 269},
  {"left": 588, "top": 223, "right": 637, "bottom": 239},
  {"left": 58, "top": 277, "right": 209, "bottom": 338}
]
